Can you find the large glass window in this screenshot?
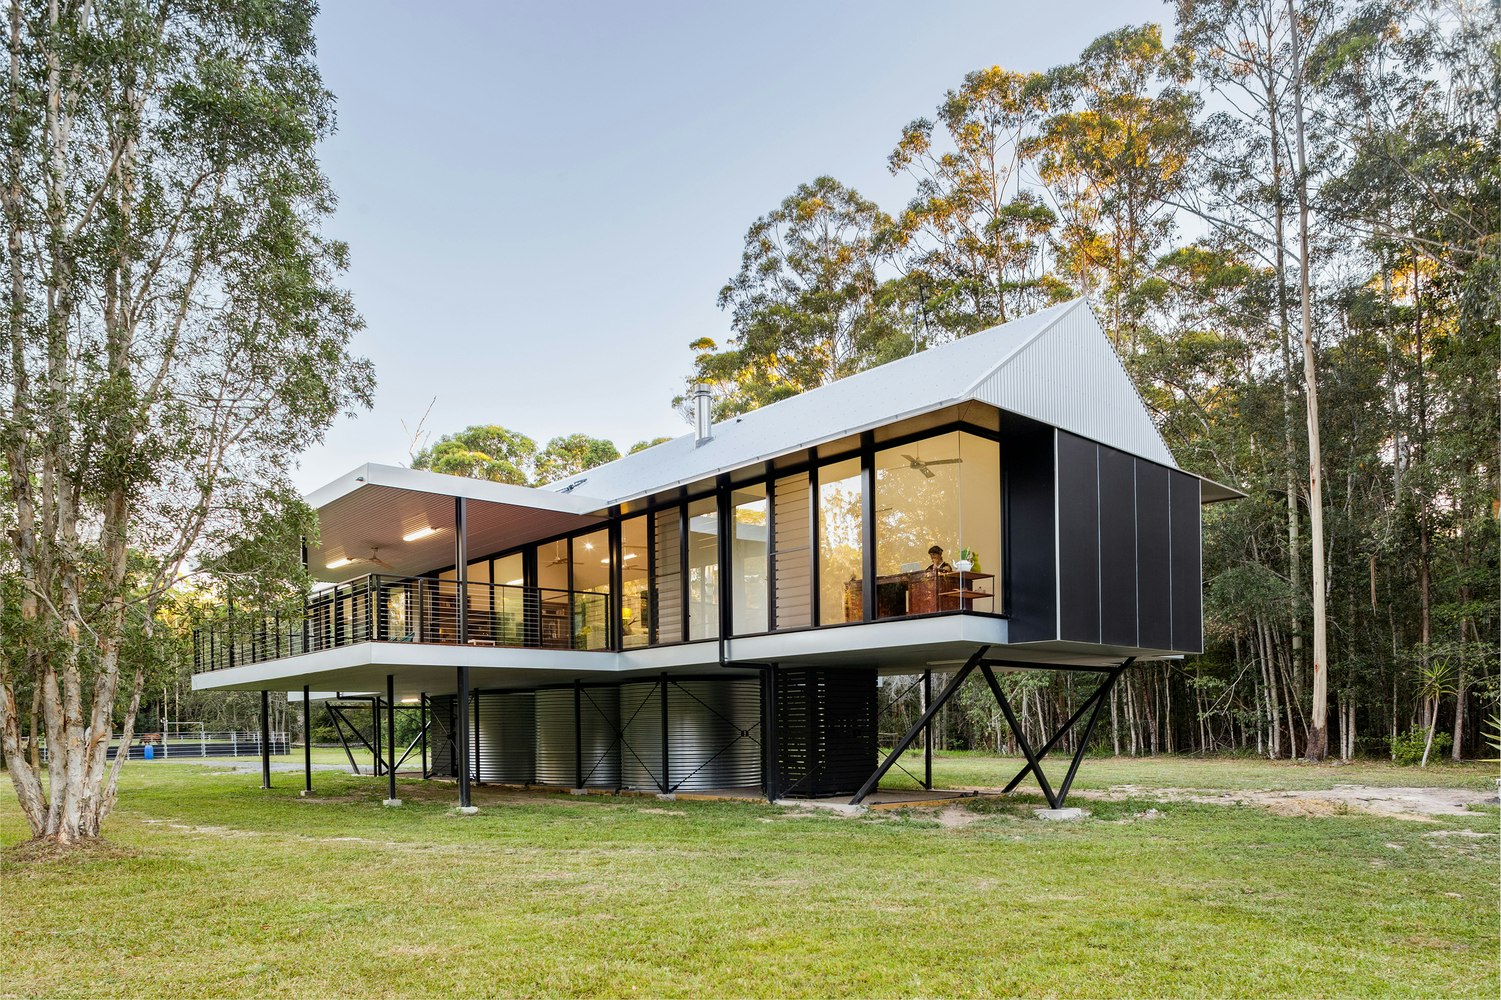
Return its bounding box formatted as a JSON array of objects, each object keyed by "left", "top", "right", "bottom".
[
  {"left": 619, "top": 516, "right": 650, "bottom": 647},
  {"left": 687, "top": 497, "right": 719, "bottom": 640},
  {"left": 818, "top": 458, "right": 864, "bottom": 624},
  {"left": 571, "top": 528, "right": 610, "bottom": 650},
  {"left": 731, "top": 484, "right": 769, "bottom": 634},
  {"left": 874, "top": 431, "right": 1000, "bottom": 617}
]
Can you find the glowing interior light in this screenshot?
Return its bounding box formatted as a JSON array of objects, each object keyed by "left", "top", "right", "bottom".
[
  {"left": 505, "top": 578, "right": 523, "bottom": 586},
  {"left": 325, "top": 557, "right": 354, "bottom": 569},
  {"left": 402, "top": 526, "right": 440, "bottom": 542}
]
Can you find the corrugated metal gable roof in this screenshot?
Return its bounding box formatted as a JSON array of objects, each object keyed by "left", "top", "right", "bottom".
[{"left": 541, "top": 298, "right": 1175, "bottom": 503}]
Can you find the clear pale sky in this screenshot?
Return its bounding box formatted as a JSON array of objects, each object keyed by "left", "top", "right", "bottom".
[{"left": 298, "top": 0, "right": 1170, "bottom": 492}]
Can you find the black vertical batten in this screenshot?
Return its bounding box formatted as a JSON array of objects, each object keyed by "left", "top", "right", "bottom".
[
  {"left": 1169, "top": 472, "right": 1203, "bottom": 653},
  {"left": 860, "top": 431, "right": 876, "bottom": 623},
  {"left": 1098, "top": 446, "right": 1138, "bottom": 647},
  {"left": 808, "top": 455, "right": 821, "bottom": 626},
  {"left": 259, "top": 689, "right": 271, "bottom": 789},
  {"left": 764, "top": 476, "right": 777, "bottom": 631},
  {"left": 678, "top": 504, "right": 689, "bottom": 642},
  {"left": 762, "top": 665, "right": 779, "bottom": 801},
  {"left": 645, "top": 512, "right": 657, "bottom": 644},
  {"left": 1056, "top": 431, "right": 1101, "bottom": 643},
  {"left": 386, "top": 674, "right": 397, "bottom": 801},
  {"left": 1002, "top": 419, "right": 1057, "bottom": 642},
  {"left": 608, "top": 518, "right": 623, "bottom": 649},
  {"left": 1134, "top": 460, "right": 1172, "bottom": 649},
  {"left": 302, "top": 685, "right": 311, "bottom": 794},
  {"left": 717, "top": 476, "right": 732, "bottom": 640}
]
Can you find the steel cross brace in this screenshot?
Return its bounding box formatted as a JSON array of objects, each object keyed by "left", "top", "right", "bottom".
[
  {"left": 849, "top": 646, "right": 989, "bottom": 806},
  {"left": 990, "top": 659, "right": 1131, "bottom": 809}
]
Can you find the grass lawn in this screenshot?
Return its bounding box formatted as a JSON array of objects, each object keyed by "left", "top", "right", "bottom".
[{"left": 2, "top": 754, "right": 1497, "bottom": 998}]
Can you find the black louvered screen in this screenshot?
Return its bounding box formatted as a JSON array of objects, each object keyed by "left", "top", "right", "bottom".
[
  {"left": 426, "top": 694, "right": 456, "bottom": 778},
  {"left": 776, "top": 667, "right": 877, "bottom": 797}
]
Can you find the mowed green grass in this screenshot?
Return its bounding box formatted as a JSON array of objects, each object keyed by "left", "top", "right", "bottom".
[{"left": 2, "top": 755, "right": 1497, "bottom": 998}]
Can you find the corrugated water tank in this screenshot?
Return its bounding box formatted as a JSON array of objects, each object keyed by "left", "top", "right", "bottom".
[
  {"left": 473, "top": 691, "right": 535, "bottom": 784},
  {"left": 533, "top": 685, "right": 620, "bottom": 787},
  {"left": 618, "top": 678, "right": 762, "bottom": 792}
]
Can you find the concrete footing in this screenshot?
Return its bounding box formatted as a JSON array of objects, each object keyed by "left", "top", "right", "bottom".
[
  {"left": 569, "top": 788, "right": 589, "bottom": 796},
  {"left": 454, "top": 805, "right": 479, "bottom": 815},
  {"left": 382, "top": 798, "right": 403, "bottom": 808},
  {"left": 655, "top": 793, "right": 676, "bottom": 802},
  {"left": 1035, "top": 807, "right": 1087, "bottom": 821},
  {"left": 298, "top": 789, "right": 313, "bottom": 798}
]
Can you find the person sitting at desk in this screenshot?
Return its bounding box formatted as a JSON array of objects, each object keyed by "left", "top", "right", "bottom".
[{"left": 925, "top": 545, "right": 953, "bottom": 574}]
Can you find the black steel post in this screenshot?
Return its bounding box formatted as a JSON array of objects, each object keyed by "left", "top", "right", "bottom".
[
  {"left": 420, "top": 693, "right": 428, "bottom": 778},
  {"left": 259, "top": 689, "right": 271, "bottom": 789},
  {"left": 573, "top": 680, "right": 584, "bottom": 789},
  {"left": 456, "top": 666, "right": 472, "bottom": 807},
  {"left": 386, "top": 674, "right": 397, "bottom": 802},
  {"left": 371, "top": 695, "right": 381, "bottom": 776},
  {"left": 455, "top": 497, "right": 469, "bottom": 645},
  {"left": 302, "top": 685, "right": 312, "bottom": 794},
  {"left": 660, "top": 674, "right": 670, "bottom": 794},
  {"left": 923, "top": 669, "right": 933, "bottom": 790},
  {"left": 980, "top": 664, "right": 1057, "bottom": 809},
  {"left": 850, "top": 647, "right": 988, "bottom": 805}
]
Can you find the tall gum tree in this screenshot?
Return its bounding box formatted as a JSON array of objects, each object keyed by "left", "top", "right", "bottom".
[{"left": 0, "top": 0, "right": 373, "bottom": 844}]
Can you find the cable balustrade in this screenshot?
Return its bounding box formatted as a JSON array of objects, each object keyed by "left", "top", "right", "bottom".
[{"left": 193, "top": 574, "right": 613, "bottom": 671}]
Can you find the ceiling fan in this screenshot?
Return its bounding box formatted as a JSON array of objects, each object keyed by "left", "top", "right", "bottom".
[
  {"left": 901, "top": 453, "right": 962, "bottom": 479},
  {"left": 348, "top": 546, "right": 394, "bottom": 569}
]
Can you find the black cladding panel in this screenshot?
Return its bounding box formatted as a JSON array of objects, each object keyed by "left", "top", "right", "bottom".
[
  {"left": 1098, "top": 447, "right": 1138, "bottom": 647},
  {"left": 1056, "top": 432, "right": 1100, "bottom": 643},
  {"left": 1003, "top": 419, "right": 1057, "bottom": 642},
  {"left": 1170, "top": 471, "right": 1203, "bottom": 653},
  {"left": 1134, "top": 460, "right": 1172, "bottom": 650}
]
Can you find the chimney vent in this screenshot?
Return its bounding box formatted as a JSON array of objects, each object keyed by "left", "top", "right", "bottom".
[{"left": 692, "top": 383, "right": 713, "bottom": 446}]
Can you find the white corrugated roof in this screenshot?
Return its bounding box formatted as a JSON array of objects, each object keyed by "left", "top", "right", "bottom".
[{"left": 543, "top": 298, "right": 1179, "bottom": 504}]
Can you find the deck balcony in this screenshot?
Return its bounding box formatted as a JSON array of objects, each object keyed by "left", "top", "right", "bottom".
[{"left": 193, "top": 573, "right": 612, "bottom": 672}]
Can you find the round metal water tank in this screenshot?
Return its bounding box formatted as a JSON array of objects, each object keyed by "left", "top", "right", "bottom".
[
  {"left": 474, "top": 691, "right": 534, "bottom": 784},
  {"left": 534, "top": 685, "right": 620, "bottom": 787},
  {"left": 618, "top": 677, "right": 761, "bottom": 792}
]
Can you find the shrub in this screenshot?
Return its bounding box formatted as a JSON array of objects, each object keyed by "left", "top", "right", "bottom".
[{"left": 1390, "top": 726, "right": 1452, "bottom": 766}]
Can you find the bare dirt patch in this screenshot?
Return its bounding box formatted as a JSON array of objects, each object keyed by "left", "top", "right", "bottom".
[
  {"left": 935, "top": 806, "right": 984, "bottom": 829},
  {"left": 1079, "top": 783, "right": 1494, "bottom": 819},
  {"left": 4, "top": 835, "right": 139, "bottom": 867}
]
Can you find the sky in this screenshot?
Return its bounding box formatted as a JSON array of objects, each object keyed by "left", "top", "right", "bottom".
[{"left": 297, "top": 0, "right": 1172, "bottom": 492}]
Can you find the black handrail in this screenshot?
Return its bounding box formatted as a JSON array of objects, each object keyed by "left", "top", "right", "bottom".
[{"left": 193, "top": 573, "right": 612, "bottom": 671}]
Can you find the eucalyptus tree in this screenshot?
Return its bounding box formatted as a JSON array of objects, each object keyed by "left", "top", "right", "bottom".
[
  {"left": 1030, "top": 24, "right": 1201, "bottom": 352},
  {"left": 413, "top": 425, "right": 539, "bottom": 484},
  {"left": 535, "top": 434, "right": 620, "bottom": 484},
  {"left": 886, "top": 66, "right": 1066, "bottom": 334},
  {"left": 0, "top": 0, "right": 372, "bottom": 844},
  {"left": 690, "top": 176, "right": 907, "bottom": 417}
]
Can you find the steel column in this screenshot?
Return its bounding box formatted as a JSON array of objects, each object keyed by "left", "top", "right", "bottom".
[
  {"left": 455, "top": 496, "right": 469, "bottom": 645},
  {"left": 420, "top": 692, "right": 428, "bottom": 778},
  {"left": 386, "top": 674, "right": 397, "bottom": 801},
  {"left": 1057, "top": 666, "right": 1127, "bottom": 804},
  {"left": 302, "top": 685, "right": 312, "bottom": 794},
  {"left": 259, "top": 689, "right": 271, "bottom": 789},
  {"left": 456, "top": 666, "right": 472, "bottom": 807}
]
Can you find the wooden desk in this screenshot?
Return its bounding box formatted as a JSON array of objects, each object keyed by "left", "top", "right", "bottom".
[{"left": 847, "top": 571, "right": 996, "bottom": 616}]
